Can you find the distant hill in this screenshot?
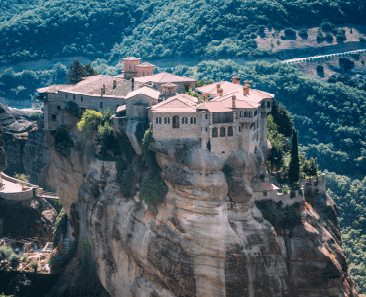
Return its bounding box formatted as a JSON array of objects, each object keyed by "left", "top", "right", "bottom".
[{"left": 1, "top": 0, "right": 366, "bottom": 64}]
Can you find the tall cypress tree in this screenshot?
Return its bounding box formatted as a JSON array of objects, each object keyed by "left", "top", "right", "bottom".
[
  {"left": 66, "top": 60, "right": 86, "bottom": 84},
  {"left": 288, "top": 129, "right": 300, "bottom": 184}
]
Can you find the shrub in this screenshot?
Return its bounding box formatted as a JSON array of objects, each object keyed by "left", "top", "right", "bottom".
[
  {"left": 298, "top": 28, "right": 308, "bottom": 38},
  {"left": 139, "top": 171, "right": 168, "bottom": 204},
  {"left": 30, "top": 261, "right": 38, "bottom": 272},
  {"left": 8, "top": 274, "right": 32, "bottom": 295},
  {"left": 256, "top": 200, "right": 302, "bottom": 231},
  {"left": 320, "top": 22, "right": 334, "bottom": 31},
  {"left": 317, "top": 32, "right": 325, "bottom": 42},
  {"left": 65, "top": 101, "right": 80, "bottom": 118},
  {"left": 335, "top": 29, "right": 346, "bottom": 42},
  {"left": 325, "top": 32, "right": 333, "bottom": 41},
  {"left": 258, "top": 25, "right": 265, "bottom": 34},
  {"left": 53, "top": 208, "right": 68, "bottom": 247},
  {"left": 249, "top": 33, "right": 257, "bottom": 39},
  {"left": 284, "top": 28, "right": 296, "bottom": 38},
  {"left": 0, "top": 246, "right": 15, "bottom": 269},
  {"left": 339, "top": 57, "right": 355, "bottom": 71},
  {"left": 29, "top": 112, "right": 42, "bottom": 121},
  {"left": 316, "top": 64, "right": 324, "bottom": 74},
  {"left": 10, "top": 255, "right": 20, "bottom": 271}
]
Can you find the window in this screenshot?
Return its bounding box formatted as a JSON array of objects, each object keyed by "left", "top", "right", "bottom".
[
  {"left": 249, "top": 112, "right": 252, "bottom": 117},
  {"left": 205, "top": 114, "right": 208, "bottom": 119},
  {"left": 172, "top": 115, "right": 179, "bottom": 128},
  {"left": 57, "top": 106, "right": 60, "bottom": 110},
  {"left": 254, "top": 110, "right": 257, "bottom": 117},
  {"left": 240, "top": 111, "right": 243, "bottom": 117},
  {"left": 73, "top": 94, "right": 75, "bottom": 100},
  {"left": 164, "top": 117, "right": 170, "bottom": 124},
  {"left": 212, "top": 127, "right": 218, "bottom": 137},
  {"left": 182, "top": 117, "right": 187, "bottom": 124},
  {"left": 205, "top": 127, "right": 208, "bottom": 131},
  {"left": 191, "top": 117, "right": 196, "bottom": 124},
  {"left": 267, "top": 101, "right": 271, "bottom": 108},
  {"left": 261, "top": 102, "right": 265, "bottom": 108},
  {"left": 65, "top": 94, "right": 68, "bottom": 99},
  {"left": 220, "top": 127, "right": 226, "bottom": 137},
  {"left": 239, "top": 126, "right": 242, "bottom": 132},
  {"left": 100, "top": 102, "right": 103, "bottom": 108},
  {"left": 185, "top": 85, "right": 189, "bottom": 92},
  {"left": 52, "top": 115, "right": 57, "bottom": 121},
  {"left": 244, "top": 111, "right": 248, "bottom": 117},
  {"left": 228, "top": 126, "right": 233, "bottom": 136},
  {"left": 81, "top": 96, "right": 83, "bottom": 102},
  {"left": 156, "top": 117, "right": 159, "bottom": 124}
]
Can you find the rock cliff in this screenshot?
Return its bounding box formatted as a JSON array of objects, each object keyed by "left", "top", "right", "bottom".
[{"left": 45, "top": 128, "right": 359, "bottom": 297}]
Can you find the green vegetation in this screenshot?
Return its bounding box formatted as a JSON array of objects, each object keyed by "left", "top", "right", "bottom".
[
  {"left": 66, "top": 60, "right": 97, "bottom": 84},
  {"left": 0, "top": 246, "right": 16, "bottom": 270},
  {"left": 53, "top": 208, "right": 68, "bottom": 247},
  {"left": 316, "top": 64, "right": 324, "bottom": 74},
  {"left": 77, "top": 109, "right": 117, "bottom": 157},
  {"left": 138, "top": 128, "right": 168, "bottom": 204},
  {"left": 288, "top": 129, "right": 300, "bottom": 184},
  {"left": 1, "top": 0, "right": 366, "bottom": 64},
  {"left": 49, "top": 237, "right": 78, "bottom": 274},
  {"left": 223, "top": 164, "right": 233, "bottom": 188},
  {"left": 326, "top": 173, "right": 366, "bottom": 293},
  {"left": 30, "top": 261, "right": 38, "bottom": 273},
  {"left": 14, "top": 173, "right": 29, "bottom": 186},
  {"left": 255, "top": 200, "right": 302, "bottom": 231}
]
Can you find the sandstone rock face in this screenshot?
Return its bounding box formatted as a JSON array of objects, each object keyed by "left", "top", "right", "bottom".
[{"left": 48, "top": 135, "right": 359, "bottom": 297}]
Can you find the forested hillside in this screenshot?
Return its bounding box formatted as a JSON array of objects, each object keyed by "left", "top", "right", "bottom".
[{"left": 1, "top": 0, "right": 366, "bottom": 64}]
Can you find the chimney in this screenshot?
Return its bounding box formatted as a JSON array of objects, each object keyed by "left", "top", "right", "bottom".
[
  {"left": 103, "top": 84, "right": 106, "bottom": 93},
  {"left": 218, "top": 88, "right": 223, "bottom": 96},
  {"left": 131, "top": 78, "right": 135, "bottom": 91},
  {"left": 113, "top": 80, "right": 116, "bottom": 88},
  {"left": 243, "top": 81, "right": 250, "bottom": 95},
  {"left": 216, "top": 83, "right": 221, "bottom": 93},
  {"left": 236, "top": 77, "right": 241, "bottom": 84},
  {"left": 232, "top": 77, "right": 237, "bottom": 84},
  {"left": 232, "top": 95, "right": 236, "bottom": 109},
  {"left": 101, "top": 88, "right": 104, "bottom": 96}
]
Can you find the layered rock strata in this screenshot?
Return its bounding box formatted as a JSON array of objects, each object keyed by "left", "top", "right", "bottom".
[{"left": 46, "top": 132, "right": 359, "bottom": 297}]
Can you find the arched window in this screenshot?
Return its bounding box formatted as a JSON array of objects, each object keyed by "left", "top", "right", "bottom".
[
  {"left": 228, "top": 126, "right": 233, "bottom": 136},
  {"left": 100, "top": 102, "right": 103, "bottom": 108},
  {"left": 244, "top": 111, "right": 248, "bottom": 117},
  {"left": 81, "top": 96, "right": 83, "bottom": 102},
  {"left": 220, "top": 127, "right": 226, "bottom": 137},
  {"left": 165, "top": 117, "right": 170, "bottom": 124},
  {"left": 261, "top": 102, "right": 265, "bottom": 108},
  {"left": 249, "top": 111, "right": 252, "bottom": 117},
  {"left": 240, "top": 111, "right": 243, "bottom": 117},
  {"left": 267, "top": 101, "right": 271, "bottom": 108},
  {"left": 156, "top": 117, "right": 160, "bottom": 124},
  {"left": 172, "top": 115, "right": 179, "bottom": 128},
  {"left": 212, "top": 127, "right": 218, "bottom": 137}
]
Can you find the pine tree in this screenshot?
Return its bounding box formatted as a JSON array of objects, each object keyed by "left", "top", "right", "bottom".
[
  {"left": 271, "top": 100, "right": 294, "bottom": 137},
  {"left": 66, "top": 60, "right": 86, "bottom": 84},
  {"left": 84, "top": 63, "right": 98, "bottom": 76},
  {"left": 288, "top": 129, "right": 300, "bottom": 184}
]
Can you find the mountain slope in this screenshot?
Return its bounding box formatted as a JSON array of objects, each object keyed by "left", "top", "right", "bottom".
[{"left": 1, "top": 0, "right": 366, "bottom": 64}]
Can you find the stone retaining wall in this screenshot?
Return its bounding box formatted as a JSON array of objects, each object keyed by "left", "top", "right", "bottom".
[{"left": 0, "top": 188, "right": 34, "bottom": 201}]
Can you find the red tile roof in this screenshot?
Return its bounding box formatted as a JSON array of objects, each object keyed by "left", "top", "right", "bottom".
[
  {"left": 125, "top": 86, "right": 160, "bottom": 101},
  {"left": 197, "top": 101, "right": 232, "bottom": 112},
  {"left": 136, "top": 62, "right": 155, "bottom": 67},
  {"left": 151, "top": 94, "right": 197, "bottom": 113},
  {"left": 116, "top": 105, "right": 126, "bottom": 112},
  {"left": 196, "top": 81, "right": 243, "bottom": 95},
  {"left": 135, "top": 72, "right": 196, "bottom": 83},
  {"left": 253, "top": 182, "right": 279, "bottom": 192}
]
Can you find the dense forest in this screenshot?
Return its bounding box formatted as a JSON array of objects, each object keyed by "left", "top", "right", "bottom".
[
  {"left": 1, "top": 0, "right": 366, "bottom": 64},
  {"left": 326, "top": 173, "right": 366, "bottom": 292}
]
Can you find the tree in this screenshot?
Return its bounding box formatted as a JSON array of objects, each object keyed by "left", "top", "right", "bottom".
[
  {"left": 267, "top": 115, "right": 285, "bottom": 172},
  {"left": 288, "top": 129, "right": 300, "bottom": 184},
  {"left": 66, "top": 60, "right": 86, "bottom": 84},
  {"left": 271, "top": 100, "right": 294, "bottom": 137},
  {"left": 85, "top": 63, "right": 98, "bottom": 76}
]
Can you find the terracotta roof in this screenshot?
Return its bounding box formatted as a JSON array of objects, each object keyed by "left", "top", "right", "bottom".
[
  {"left": 197, "top": 101, "right": 232, "bottom": 113},
  {"left": 135, "top": 72, "right": 196, "bottom": 84},
  {"left": 151, "top": 94, "right": 197, "bottom": 113},
  {"left": 253, "top": 182, "right": 279, "bottom": 192},
  {"left": 196, "top": 81, "right": 243, "bottom": 95},
  {"left": 125, "top": 86, "right": 160, "bottom": 101},
  {"left": 123, "top": 57, "right": 141, "bottom": 61},
  {"left": 116, "top": 105, "right": 126, "bottom": 112},
  {"left": 136, "top": 62, "right": 155, "bottom": 67},
  {"left": 37, "top": 75, "right": 144, "bottom": 98}
]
